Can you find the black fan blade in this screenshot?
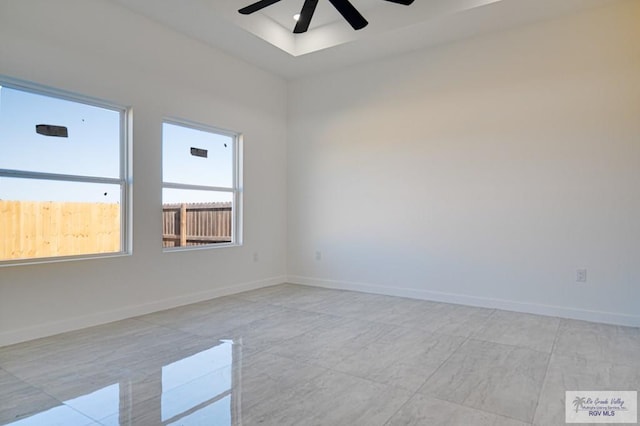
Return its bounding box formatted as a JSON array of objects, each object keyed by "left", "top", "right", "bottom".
[
  {"left": 327, "top": 0, "right": 368, "bottom": 30},
  {"left": 294, "top": 0, "right": 319, "bottom": 34},
  {"left": 383, "top": 0, "right": 415, "bottom": 4},
  {"left": 239, "top": 0, "right": 282, "bottom": 15}
]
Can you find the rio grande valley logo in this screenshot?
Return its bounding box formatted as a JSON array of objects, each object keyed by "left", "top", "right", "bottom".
[{"left": 566, "top": 391, "right": 637, "bottom": 423}]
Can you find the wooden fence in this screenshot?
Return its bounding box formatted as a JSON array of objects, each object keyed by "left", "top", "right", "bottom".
[
  {"left": 162, "top": 203, "right": 232, "bottom": 248},
  {"left": 0, "top": 201, "right": 233, "bottom": 261},
  {"left": 0, "top": 201, "right": 121, "bottom": 261}
]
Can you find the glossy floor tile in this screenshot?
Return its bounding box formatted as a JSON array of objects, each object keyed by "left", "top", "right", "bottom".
[
  {"left": 1, "top": 284, "right": 638, "bottom": 425},
  {"left": 333, "top": 327, "right": 465, "bottom": 392},
  {"left": 419, "top": 339, "right": 549, "bottom": 423},
  {"left": 554, "top": 319, "right": 640, "bottom": 368},
  {"left": 471, "top": 310, "right": 560, "bottom": 353},
  {"left": 386, "top": 393, "right": 530, "bottom": 426},
  {"left": 244, "top": 370, "right": 412, "bottom": 425},
  {"left": 0, "top": 369, "right": 61, "bottom": 425}
]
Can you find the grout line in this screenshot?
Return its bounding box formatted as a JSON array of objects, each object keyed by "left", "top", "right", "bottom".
[
  {"left": 380, "top": 389, "right": 420, "bottom": 426},
  {"left": 529, "top": 318, "right": 562, "bottom": 425},
  {"left": 380, "top": 334, "right": 472, "bottom": 425},
  {"left": 0, "top": 367, "right": 93, "bottom": 424},
  {"left": 420, "top": 394, "right": 535, "bottom": 425}
]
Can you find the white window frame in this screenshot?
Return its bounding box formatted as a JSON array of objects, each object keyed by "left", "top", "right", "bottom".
[
  {"left": 0, "top": 76, "right": 131, "bottom": 266},
  {"left": 162, "top": 118, "right": 243, "bottom": 251}
]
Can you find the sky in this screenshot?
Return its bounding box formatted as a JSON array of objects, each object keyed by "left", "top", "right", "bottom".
[
  {"left": 0, "top": 85, "right": 235, "bottom": 204},
  {"left": 162, "top": 122, "right": 234, "bottom": 204}
]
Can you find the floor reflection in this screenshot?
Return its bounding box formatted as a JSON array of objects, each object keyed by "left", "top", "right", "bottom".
[
  {"left": 6, "top": 339, "right": 241, "bottom": 426},
  {"left": 161, "top": 340, "right": 237, "bottom": 425}
]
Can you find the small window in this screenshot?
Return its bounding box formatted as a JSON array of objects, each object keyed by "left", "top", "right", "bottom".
[
  {"left": 162, "top": 120, "right": 242, "bottom": 249},
  {"left": 0, "top": 78, "right": 129, "bottom": 264}
]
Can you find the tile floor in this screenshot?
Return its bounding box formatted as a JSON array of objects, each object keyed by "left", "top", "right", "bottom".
[{"left": 0, "top": 284, "right": 638, "bottom": 425}]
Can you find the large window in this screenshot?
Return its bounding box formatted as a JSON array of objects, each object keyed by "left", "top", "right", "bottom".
[
  {"left": 0, "top": 78, "right": 129, "bottom": 264},
  {"left": 162, "top": 120, "right": 242, "bottom": 249}
]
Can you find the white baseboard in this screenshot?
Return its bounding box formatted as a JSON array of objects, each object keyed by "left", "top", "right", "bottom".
[
  {"left": 287, "top": 275, "right": 640, "bottom": 328},
  {"left": 0, "top": 275, "right": 286, "bottom": 347}
]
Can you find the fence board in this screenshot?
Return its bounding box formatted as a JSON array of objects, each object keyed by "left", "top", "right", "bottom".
[
  {"left": 0, "top": 201, "right": 121, "bottom": 261},
  {"left": 162, "top": 202, "right": 232, "bottom": 248}
]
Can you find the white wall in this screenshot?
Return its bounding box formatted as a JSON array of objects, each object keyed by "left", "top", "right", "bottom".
[
  {"left": 1, "top": 0, "right": 638, "bottom": 348},
  {"left": 287, "top": 1, "right": 640, "bottom": 326},
  {"left": 0, "top": 0, "right": 288, "bottom": 346}
]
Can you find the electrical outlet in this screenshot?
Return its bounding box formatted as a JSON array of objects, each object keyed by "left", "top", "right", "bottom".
[
  {"left": 315, "top": 251, "right": 322, "bottom": 261},
  {"left": 253, "top": 252, "right": 259, "bottom": 262},
  {"left": 576, "top": 269, "right": 587, "bottom": 283}
]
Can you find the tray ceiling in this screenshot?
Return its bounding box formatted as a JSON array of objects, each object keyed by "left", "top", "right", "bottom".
[{"left": 110, "top": 0, "right": 624, "bottom": 78}]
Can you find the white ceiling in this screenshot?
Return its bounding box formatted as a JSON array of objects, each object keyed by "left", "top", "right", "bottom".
[{"left": 110, "top": 0, "right": 623, "bottom": 79}]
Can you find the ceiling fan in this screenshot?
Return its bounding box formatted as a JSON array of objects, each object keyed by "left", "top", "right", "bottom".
[{"left": 239, "top": 0, "right": 415, "bottom": 34}]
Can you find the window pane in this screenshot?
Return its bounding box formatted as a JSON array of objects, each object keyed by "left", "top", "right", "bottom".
[
  {"left": 162, "top": 189, "right": 233, "bottom": 247},
  {"left": 0, "top": 86, "right": 121, "bottom": 178},
  {"left": 0, "top": 177, "right": 121, "bottom": 261},
  {"left": 162, "top": 122, "right": 233, "bottom": 188}
]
